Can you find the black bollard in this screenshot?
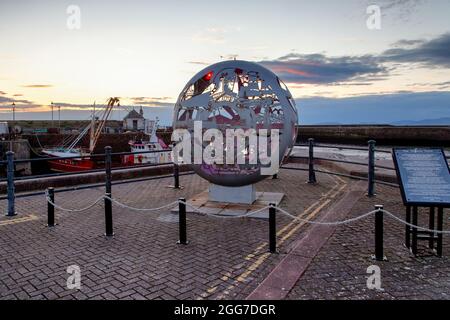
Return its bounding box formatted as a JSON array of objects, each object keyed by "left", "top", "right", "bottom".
[
  {"left": 6, "top": 151, "right": 16, "bottom": 216},
  {"left": 104, "top": 146, "right": 114, "bottom": 237},
  {"left": 174, "top": 163, "right": 180, "bottom": 189},
  {"left": 269, "top": 203, "right": 277, "bottom": 253},
  {"left": 178, "top": 198, "right": 188, "bottom": 245},
  {"left": 308, "top": 138, "right": 317, "bottom": 184},
  {"left": 47, "top": 187, "right": 55, "bottom": 227},
  {"left": 367, "top": 140, "right": 376, "bottom": 197},
  {"left": 374, "top": 205, "right": 384, "bottom": 261}
]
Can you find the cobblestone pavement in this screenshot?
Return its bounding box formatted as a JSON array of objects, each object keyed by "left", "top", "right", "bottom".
[
  {"left": 287, "top": 184, "right": 450, "bottom": 300},
  {"left": 0, "top": 168, "right": 348, "bottom": 300}
]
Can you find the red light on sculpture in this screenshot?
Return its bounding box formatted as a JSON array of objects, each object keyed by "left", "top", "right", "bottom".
[{"left": 203, "top": 71, "right": 213, "bottom": 81}]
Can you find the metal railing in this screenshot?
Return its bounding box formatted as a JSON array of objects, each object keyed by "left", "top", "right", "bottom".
[
  {"left": 3, "top": 139, "right": 449, "bottom": 216},
  {"left": 1, "top": 146, "right": 184, "bottom": 216},
  {"left": 289, "top": 140, "right": 449, "bottom": 190},
  {"left": 284, "top": 138, "right": 400, "bottom": 196}
]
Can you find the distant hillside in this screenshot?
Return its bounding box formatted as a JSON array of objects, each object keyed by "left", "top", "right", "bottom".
[
  {"left": 391, "top": 117, "right": 450, "bottom": 126},
  {"left": 297, "top": 91, "right": 450, "bottom": 125},
  {"left": 3, "top": 91, "right": 450, "bottom": 127},
  {"left": 308, "top": 118, "right": 450, "bottom": 126}
]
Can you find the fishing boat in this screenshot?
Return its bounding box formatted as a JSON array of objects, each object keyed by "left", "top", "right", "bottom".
[
  {"left": 122, "top": 118, "right": 172, "bottom": 165},
  {"left": 42, "top": 97, "right": 119, "bottom": 172}
]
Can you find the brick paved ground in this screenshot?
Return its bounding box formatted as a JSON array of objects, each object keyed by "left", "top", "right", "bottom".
[
  {"left": 1, "top": 168, "right": 448, "bottom": 300},
  {"left": 0, "top": 167, "right": 346, "bottom": 300},
  {"left": 286, "top": 183, "right": 450, "bottom": 300}
]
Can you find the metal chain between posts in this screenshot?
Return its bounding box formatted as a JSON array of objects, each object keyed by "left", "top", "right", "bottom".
[
  {"left": 43, "top": 193, "right": 450, "bottom": 234},
  {"left": 276, "top": 206, "right": 450, "bottom": 235},
  {"left": 277, "top": 207, "right": 378, "bottom": 226},
  {"left": 45, "top": 191, "right": 104, "bottom": 212},
  {"left": 179, "top": 200, "right": 271, "bottom": 219},
  {"left": 381, "top": 209, "right": 450, "bottom": 235},
  {"left": 104, "top": 196, "right": 179, "bottom": 212},
  {"left": 44, "top": 192, "right": 178, "bottom": 213}
]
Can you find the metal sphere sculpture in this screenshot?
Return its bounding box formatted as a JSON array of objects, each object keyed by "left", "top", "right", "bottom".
[{"left": 173, "top": 60, "right": 298, "bottom": 187}]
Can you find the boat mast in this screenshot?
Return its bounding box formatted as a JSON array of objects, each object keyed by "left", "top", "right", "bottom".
[
  {"left": 89, "top": 102, "right": 96, "bottom": 152},
  {"left": 89, "top": 97, "right": 120, "bottom": 153},
  {"left": 67, "top": 124, "right": 91, "bottom": 152}
]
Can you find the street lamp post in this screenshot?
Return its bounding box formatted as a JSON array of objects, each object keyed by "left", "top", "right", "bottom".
[{"left": 51, "top": 102, "right": 54, "bottom": 127}]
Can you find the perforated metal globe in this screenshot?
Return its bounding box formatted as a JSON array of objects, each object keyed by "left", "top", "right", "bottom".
[{"left": 173, "top": 60, "right": 298, "bottom": 187}]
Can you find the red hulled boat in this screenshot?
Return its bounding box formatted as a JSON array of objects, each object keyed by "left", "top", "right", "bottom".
[{"left": 42, "top": 97, "right": 119, "bottom": 172}]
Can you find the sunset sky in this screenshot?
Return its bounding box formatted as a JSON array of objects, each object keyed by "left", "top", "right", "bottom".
[{"left": 1, "top": 0, "right": 450, "bottom": 124}]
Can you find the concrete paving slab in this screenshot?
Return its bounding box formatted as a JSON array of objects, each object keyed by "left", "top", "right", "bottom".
[
  {"left": 247, "top": 181, "right": 366, "bottom": 300},
  {"left": 172, "top": 190, "right": 285, "bottom": 219}
]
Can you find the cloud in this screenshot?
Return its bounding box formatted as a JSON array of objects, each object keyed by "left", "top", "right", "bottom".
[
  {"left": 435, "top": 81, "right": 450, "bottom": 89},
  {"left": 377, "top": 0, "right": 425, "bottom": 11},
  {"left": 381, "top": 32, "right": 450, "bottom": 67},
  {"left": 0, "top": 93, "right": 43, "bottom": 112},
  {"left": 258, "top": 33, "right": 450, "bottom": 85},
  {"left": 129, "top": 97, "right": 174, "bottom": 107},
  {"left": 0, "top": 95, "right": 34, "bottom": 105},
  {"left": 259, "top": 53, "right": 386, "bottom": 85},
  {"left": 50, "top": 102, "right": 96, "bottom": 109},
  {"left": 0, "top": 91, "right": 6, "bottom": 95},
  {"left": 132, "top": 96, "right": 172, "bottom": 101},
  {"left": 366, "top": 0, "right": 426, "bottom": 21},
  {"left": 51, "top": 98, "right": 175, "bottom": 110},
  {"left": 407, "top": 80, "right": 450, "bottom": 89},
  {"left": 0, "top": 104, "right": 41, "bottom": 110},
  {"left": 391, "top": 39, "right": 425, "bottom": 47},
  {"left": 22, "top": 84, "right": 53, "bottom": 88},
  {"left": 187, "top": 61, "right": 210, "bottom": 66}
]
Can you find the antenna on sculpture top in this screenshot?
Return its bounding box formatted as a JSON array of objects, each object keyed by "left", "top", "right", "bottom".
[{"left": 219, "top": 54, "right": 238, "bottom": 61}]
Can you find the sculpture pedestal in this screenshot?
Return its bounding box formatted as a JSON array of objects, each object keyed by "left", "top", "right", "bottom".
[
  {"left": 208, "top": 184, "right": 256, "bottom": 204},
  {"left": 171, "top": 189, "right": 284, "bottom": 219}
]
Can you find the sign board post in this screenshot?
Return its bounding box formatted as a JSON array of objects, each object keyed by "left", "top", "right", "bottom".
[{"left": 392, "top": 148, "right": 449, "bottom": 257}]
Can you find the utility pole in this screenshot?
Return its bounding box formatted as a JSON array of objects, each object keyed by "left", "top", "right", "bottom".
[
  {"left": 51, "top": 102, "right": 54, "bottom": 127},
  {"left": 58, "top": 105, "right": 61, "bottom": 132},
  {"left": 10, "top": 102, "right": 16, "bottom": 151}
]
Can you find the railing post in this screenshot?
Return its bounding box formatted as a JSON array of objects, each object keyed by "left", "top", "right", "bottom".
[
  {"left": 308, "top": 138, "right": 317, "bottom": 184},
  {"left": 170, "top": 143, "right": 182, "bottom": 189},
  {"left": 367, "top": 140, "right": 376, "bottom": 197},
  {"left": 178, "top": 198, "right": 188, "bottom": 245},
  {"left": 104, "top": 146, "right": 114, "bottom": 237},
  {"left": 374, "top": 205, "right": 384, "bottom": 261},
  {"left": 412, "top": 206, "right": 418, "bottom": 255},
  {"left": 437, "top": 207, "right": 443, "bottom": 257},
  {"left": 269, "top": 203, "right": 277, "bottom": 253},
  {"left": 6, "top": 151, "right": 16, "bottom": 216},
  {"left": 405, "top": 206, "right": 411, "bottom": 249},
  {"left": 428, "top": 207, "right": 435, "bottom": 249},
  {"left": 47, "top": 187, "right": 55, "bottom": 227},
  {"left": 174, "top": 163, "right": 180, "bottom": 189}
]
